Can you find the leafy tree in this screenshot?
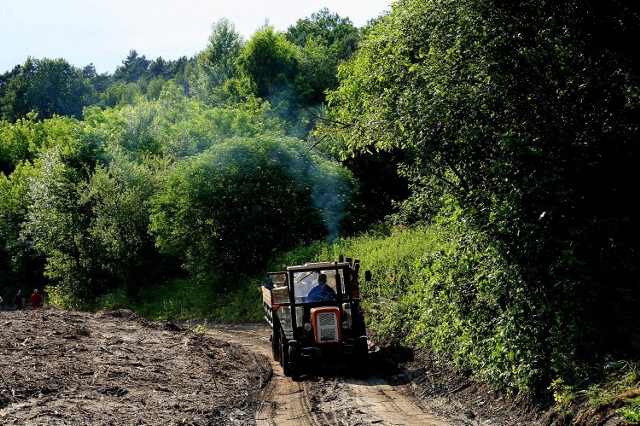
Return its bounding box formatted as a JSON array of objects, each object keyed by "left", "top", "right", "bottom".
[
  {"left": 0, "top": 113, "right": 93, "bottom": 174},
  {"left": 0, "top": 162, "right": 43, "bottom": 292},
  {"left": 237, "top": 27, "right": 299, "bottom": 99},
  {"left": 109, "top": 52, "right": 191, "bottom": 103},
  {"left": 78, "top": 153, "right": 170, "bottom": 295},
  {"left": 0, "top": 113, "right": 40, "bottom": 174},
  {"left": 285, "top": 9, "right": 362, "bottom": 107},
  {"left": 82, "top": 64, "right": 113, "bottom": 94},
  {"left": 203, "top": 19, "right": 244, "bottom": 81},
  {"left": 20, "top": 148, "right": 92, "bottom": 306},
  {"left": 147, "top": 56, "right": 190, "bottom": 82},
  {"left": 99, "top": 81, "right": 144, "bottom": 107},
  {"left": 18, "top": 148, "right": 164, "bottom": 306},
  {"left": 0, "top": 57, "right": 97, "bottom": 121},
  {"left": 149, "top": 136, "right": 353, "bottom": 278},
  {"left": 0, "top": 66, "right": 21, "bottom": 105},
  {"left": 9, "top": 113, "right": 104, "bottom": 305},
  {"left": 145, "top": 77, "right": 166, "bottom": 100},
  {"left": 293, "top": 37, "right": 338, "bottom": 104},
  {"left": 326, "top": 0, "right": 640, "bottom": 393},
  {"left": 87, "top": 98, "right": 164, "bottom": 161},
  {"left": 190, "top": 18, "right": 244, "bottom": 103},
  {"left": 286, "top": 8, "right": 360, "bottom": 60},
  {"left": 86, "top": 87, "right": 281, "bottom": 162}
]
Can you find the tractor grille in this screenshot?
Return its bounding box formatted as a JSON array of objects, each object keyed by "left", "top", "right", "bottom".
[{"left": 315, "top": 311, "right": 339, "bottom": 343}]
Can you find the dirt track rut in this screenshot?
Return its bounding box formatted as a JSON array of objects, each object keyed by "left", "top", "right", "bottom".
[{"left": 210, "top": 325, "right": 451, "bottom": 426}]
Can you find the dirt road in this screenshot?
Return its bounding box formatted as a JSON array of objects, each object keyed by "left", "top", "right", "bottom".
[
  {"left": 209, "top": 324, "right": 486, "bottom": 426},
  {"left": 0, "top": 309, "right": 542, "bottom": 425}
]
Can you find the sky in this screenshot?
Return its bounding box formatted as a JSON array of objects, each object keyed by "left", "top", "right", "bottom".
[{"left": 0, "top": 0, "right": 392, "bottom": 75}]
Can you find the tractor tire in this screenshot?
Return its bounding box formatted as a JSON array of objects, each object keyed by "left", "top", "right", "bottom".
[
  {"left": 288, "top": 344, "right": 301, "bottom": 381},
  {"left": 350, "top": 338, "right": 370, "bottom": 378},
  {"left": 271, "top": 330, "right": 280, "bottom": 362},
  {"left": 279, "top": 333, "right": 292, "bottom": 377}
]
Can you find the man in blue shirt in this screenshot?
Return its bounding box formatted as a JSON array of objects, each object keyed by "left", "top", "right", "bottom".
[{"left": 307, "top": 274, "right": 336, "bottom": 302}]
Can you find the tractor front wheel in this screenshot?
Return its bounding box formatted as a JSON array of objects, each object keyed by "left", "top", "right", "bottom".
[
  {"left": 279, "top": 333, "right": 291, "bottom": 377},
  {"left": 350, "top": 338, "right": 369, "bottom": 378},
  {"left": 288, "top": 344, "right": 301, "bottom": 381}
]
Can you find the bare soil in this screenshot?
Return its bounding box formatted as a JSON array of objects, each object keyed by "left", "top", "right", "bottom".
[
  {"left": 0, "top": 309, "right": 270, "bottom": 425},
  {"left": 0, "top": 308, "right": 626, "bottom": 425}
]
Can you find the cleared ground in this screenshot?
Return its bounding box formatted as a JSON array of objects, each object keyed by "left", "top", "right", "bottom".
[{"left": 0, "top": 309, "right": 269, "bottom": 425}]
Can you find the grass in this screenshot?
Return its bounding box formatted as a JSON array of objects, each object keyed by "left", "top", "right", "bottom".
[
  {"left": 547, "top": 361, "right": 640, "bottom": 424},
  {"left": 96, "top": 275, "right": 263, "bottom": 323}
]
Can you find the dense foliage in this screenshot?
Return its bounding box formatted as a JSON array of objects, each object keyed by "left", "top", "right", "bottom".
[
  {"left": 0, "top": 58, "right": 97, "bottom": 121},
  {"left": 149, "top": 135, "right": 354, "bottom": 277},
  {"left": 324, "top": 0, "right": 640, "bottom": 396}
]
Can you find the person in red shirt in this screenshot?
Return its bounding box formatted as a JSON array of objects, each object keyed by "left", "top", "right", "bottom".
[{"left": 30, "top": 289, "right": 44, "bottom": 310}]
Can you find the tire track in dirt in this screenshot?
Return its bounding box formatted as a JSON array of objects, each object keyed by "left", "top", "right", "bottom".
[
  {"left": 208, "top": 325, "right": 452, "bottom": 426},
  {"left": 208, "top": 326, "right": 325, "bottom": 425}
]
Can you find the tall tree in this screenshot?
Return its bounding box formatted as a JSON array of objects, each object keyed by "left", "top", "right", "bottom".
[
  {"left": 113, "top": 50, "right": 151, "bottom": 83},
  {"left": 191, "top": 19, "right": 244, "bottom": 103},
  {"left": 201, "top": 19, "right": 244, "bottom": 85},
  {"left": 0, "top": 162, "right": 43, "bottom": 293},
  {"left": 0, "top": 58, "right": 96, "bottom": 121},
  {"left": 286, "top": 8, "right": 360, "bottom": 60},
  {"left": 293, "top": 37, "right": 338, "bottom": 104},
  {"left": 286, "top": 9, "right": 361, "bottom": 104},
  {"left": 79, "top": 154, "right": 168, "bottom": 295},
  {"left": 326, "top": 0, "right": 640, "bottom": 391},
  {"left": 237, "top": 27, "right": 299, "bottom": 99},
  {"left": 20, "top": 148, "right": 92, "bottom": 306}
]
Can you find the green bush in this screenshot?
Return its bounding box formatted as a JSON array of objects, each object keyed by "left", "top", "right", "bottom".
[{"left": 99, "top": 275, "right": 263, "bottom": 323}]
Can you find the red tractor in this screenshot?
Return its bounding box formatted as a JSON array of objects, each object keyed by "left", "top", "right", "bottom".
[{"left": 262, "top": 256, "right": 370, "bottom": 379}]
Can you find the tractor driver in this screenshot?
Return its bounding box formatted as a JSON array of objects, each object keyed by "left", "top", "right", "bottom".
[{"left": 307, "top": 273, "right": 336, "bottom": 302}]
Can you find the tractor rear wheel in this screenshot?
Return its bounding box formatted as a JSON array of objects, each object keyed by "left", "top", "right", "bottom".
[{"left": 271, "top": 330, "right": 280, "bottom": 362}]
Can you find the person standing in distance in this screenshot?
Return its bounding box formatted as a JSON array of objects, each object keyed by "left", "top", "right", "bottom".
[
  {"left": 30, "top": 289, "right": 44, "bottom": 310},
  {"left": 15, "top": 290, "right": 24, "bottom": 310}
]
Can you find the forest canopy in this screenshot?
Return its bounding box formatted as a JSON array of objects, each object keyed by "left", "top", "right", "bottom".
[{"left": 0, "top": 9, "right": 368, "bottom": 304}]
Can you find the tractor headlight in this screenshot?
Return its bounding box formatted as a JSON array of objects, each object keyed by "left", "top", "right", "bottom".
[{"left": 304, "top": 322, "right": 312, "bottom": 331}]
